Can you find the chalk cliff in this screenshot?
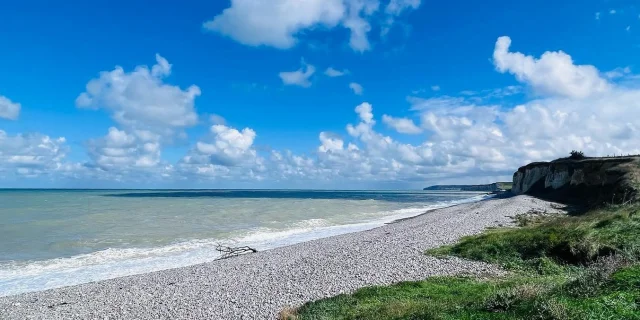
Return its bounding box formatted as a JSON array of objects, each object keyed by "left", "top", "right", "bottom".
[{"left": 512, "top": 157, "right": 640, "bottom": 204}]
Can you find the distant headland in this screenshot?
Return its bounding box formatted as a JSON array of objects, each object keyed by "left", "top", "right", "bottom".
[{"left": 423, "top": 182, "right": 512, "bottom": 192}]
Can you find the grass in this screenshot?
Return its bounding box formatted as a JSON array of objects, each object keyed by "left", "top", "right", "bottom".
[
  {"left": 428, "top": 204, "right": 640, "bottom": 267},
  {"left": 285, "top": 204, "right": 640, "bottom": 320},
  {"left": 496, "top": 182, "right": 513, "bottom": 191}
]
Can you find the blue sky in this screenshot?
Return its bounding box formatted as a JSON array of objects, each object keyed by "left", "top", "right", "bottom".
[{"left": 1, "top": 0, "right": 640, "bottom": 189}]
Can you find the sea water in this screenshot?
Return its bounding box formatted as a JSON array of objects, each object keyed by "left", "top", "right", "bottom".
[{"left": 0, "top": 189, "right": 489, "bottom": 296}]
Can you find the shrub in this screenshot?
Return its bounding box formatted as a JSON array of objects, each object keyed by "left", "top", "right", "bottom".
[
  {"left": 532, "top": 299, "right": 570, "bottom": 320},
  {"left": 569, "top": 150, "right": 585, "bottom": 160},
  {"left": 562, "top": 255, "right": 632, "bottom": 297},
  {"left": 485, "top": 283, "right": 550, "bottom": 312}
]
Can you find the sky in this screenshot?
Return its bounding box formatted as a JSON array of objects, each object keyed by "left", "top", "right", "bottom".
[{"left": 1, "top": 0, "right": 640, "bottom": 189}]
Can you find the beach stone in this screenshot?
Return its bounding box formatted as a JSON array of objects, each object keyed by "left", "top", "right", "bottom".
[{"left": 0, "top": 195, "right": 563, "bottom": 320}]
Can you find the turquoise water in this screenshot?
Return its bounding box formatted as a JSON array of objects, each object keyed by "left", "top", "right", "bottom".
[{"left": 0, "top": 189, "right": 488, "bottom": 296}]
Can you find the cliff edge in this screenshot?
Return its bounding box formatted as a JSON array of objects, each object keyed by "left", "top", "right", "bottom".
[{"left": 512, "top": 156, "right": 640, "bottom": 204}]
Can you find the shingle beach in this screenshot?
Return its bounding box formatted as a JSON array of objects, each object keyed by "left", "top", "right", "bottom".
[{"left": 0, "top": 195, "right": 563, "bottom": 320}]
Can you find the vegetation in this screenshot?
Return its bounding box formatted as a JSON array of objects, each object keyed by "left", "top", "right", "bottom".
[
  {"left": 285, "top": 205, "right": 640, "bottom": 319},
  {"left": 496, "top": 182, "right": 513, "bottom": 191},
  {"left": 569, "top": 150, "right": 586, "bottom": 160}
]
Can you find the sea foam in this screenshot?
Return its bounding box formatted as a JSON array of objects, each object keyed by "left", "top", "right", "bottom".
[{"left": 0, "top": 193, "right": 491, "bottom": 296}]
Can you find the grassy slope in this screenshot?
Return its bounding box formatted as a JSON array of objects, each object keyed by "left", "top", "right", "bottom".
[
  {"left": 496, "top": 182, "right": 513, "bottom": 190},
  {"left": 287, "top": 205, "right": 640, "bottom": 320}
]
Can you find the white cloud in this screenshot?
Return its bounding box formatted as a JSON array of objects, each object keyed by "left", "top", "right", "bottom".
[
  {"left": 595, "top": 12, "right": 600, "bottom": 20},
  {"left": 77, "top": 54, "right": 200, "bottom": 175},
  {"left": 271, "top": 38, "right": 640, "bottom": 185},
  {"left": 431, "top": 85, "right": 440, "bottom": 91},
  {"left": 87, "top": 127, "right": 161, "bottom": 170},
  {"left": 610, "top": 9, "right": 616, "bottom": 14},
  {"left": 605, "top": 67, "right": 631, "bottom": 79},
  {"left": 382, "top": 115, "right": 422, "bottom": 134},
  {"left": 394, "top": 37, "right": 640, "bottom": 174},
  {"left": 204, "top": 0, "right": 420, "bottom": 52},
  {"left": 0, "top": 130, "right": 69, "bottom": 178},
  {"left": 209, "top": 114, "right": 227, "bottom": 125},
  {"left": 325, "top": 67, "right": 349, "bottom": 77},
  {"left": 0, "top": 96, "right": 21, "bottom": 120},
  {"left": 355, "top": 102, "right": 374, "bottom": 123},
  {"left": 280, "top": 61, "right": 316, "bottom": 87},
  {"left": 385, "top": 0, "right": 421, "bottom": 15},
  {"left": 179, "top": 124, "right": 267, "bottom": 181},
  {"left": 12, "top": 35, "right": 640, "bottom": 188},
  {"left": 381, "top": 0, "right": 421, "bottom": 37},
  {"left": 493, "top": 36, "right": 610, "bottom": 99},
  {"left": 318, "top": 132, "right": 345, "bottom": 152},
  {"left": 76, "top": 54, "right": 200, "bottom": 135},
  {"left": 627, "top": 25, "right": 631, "bottom": 32},
  {"left": 349, "top": 82, "right": 364, "bottom": 95},
  {"left": 186, "top": 124, "right": 258, "bottom": 167},
  {"left": 343, "top": 0, "right": 380, "bottom": 52},
  {"left": 203, "top": 0, "right": 345, "bottom": 49}
]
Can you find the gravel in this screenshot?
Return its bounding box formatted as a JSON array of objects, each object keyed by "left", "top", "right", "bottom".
[{"left": 0, "top": 195, "right": 563, "bottom": 320}]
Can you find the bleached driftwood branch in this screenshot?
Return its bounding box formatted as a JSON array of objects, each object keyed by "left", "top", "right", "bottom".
[{"left": 215, "top": 244, "right": 258, "bottom": 260}]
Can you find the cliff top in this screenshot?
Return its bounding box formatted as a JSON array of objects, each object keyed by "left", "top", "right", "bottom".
[{"left": 517, "top": 156, "right": 640, "bottom": 172}]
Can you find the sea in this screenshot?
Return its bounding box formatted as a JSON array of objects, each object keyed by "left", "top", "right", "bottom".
[{"left": 0, "top": 189, "right": 490, "bottom": 297}]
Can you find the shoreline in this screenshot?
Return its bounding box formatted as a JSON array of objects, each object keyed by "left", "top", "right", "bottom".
[
  {"left": 0, "top": 193, "right": 490, "bottom": 297},
  {"left": 0, "top": 195, "right": 563, "bottom": 319}
]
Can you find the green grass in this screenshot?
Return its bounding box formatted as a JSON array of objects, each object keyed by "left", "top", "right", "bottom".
[
  {"left": 496, "top": 182, "right": 513, "bottom": 190},
  {"left": 286, "top": 204, "right": 640, "bottom": 320},
  {"left": 428, "top": 204, "right": 640, "bottom": 268}
]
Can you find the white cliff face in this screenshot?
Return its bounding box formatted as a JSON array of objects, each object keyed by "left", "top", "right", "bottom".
[
  {"left": 512, "top": 165, "right": 550, "bottom": 194},
  {"left": 511, "top": 158, "right": 638, "bottom": 201},
  {"left": 545, "top": 168, "right": 571, "bottom": 190}
]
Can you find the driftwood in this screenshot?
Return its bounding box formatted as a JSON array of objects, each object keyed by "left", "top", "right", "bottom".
[{"left": 215, "top": 244, "right": 258, "bottom": 260}]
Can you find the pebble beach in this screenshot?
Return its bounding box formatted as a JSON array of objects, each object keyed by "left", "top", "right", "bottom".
[{"left": 0, "top": 195, "right": 563, "bottom": 320}]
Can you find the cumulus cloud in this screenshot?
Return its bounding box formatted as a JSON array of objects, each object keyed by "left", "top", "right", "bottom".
[
  {"left": 0, "top": 96, "right": 21, "bottom": 120},
  {"left": 493, "top": 36, "right": 610, "bottom": 99},
  {"left": 0, "top": 130, "right": 69, "bottom": 178},
  {"left": 76, "top": 54, "right": 200, "bottom": 134},
  {"left": 77, "top": 54, "right": 200, "bottom": 174},
  {"left": 203, "top": 0, "right": 345, "bottom": 49},
  {"left": 318, "top": 132, "right": 345, "bottom": 152},
  {"left": 392, "top": 36, "right": 640, "bottom": 176},
  {"left": 349, "top": 82, "right": 364, "bottom": 95},
  {"left": 280, "top": 62, "right": 316, "bottom": 87},
  {"left": 87, "top": 127, "right": 161, "bottom": 170},
  {"left": 204, "top": 0, "right": 421, "bottom": 52},
  {"left": 180, "top": 124, "right": 266, "bottom": 181},
  {"left": 11, "top": 35, "right": 640, "bottom": 188},
  {"left": 196, "top": 125, "right": 258, "bottom": 167},
  {"left": 382, "top": 115, "right": 422, "bottom": 134},
  {"left": 325, "top": 67, "right": 349, "bottom": 77},
  {"left": 249, "top": 36, "right": 640, "bottom": 186}
]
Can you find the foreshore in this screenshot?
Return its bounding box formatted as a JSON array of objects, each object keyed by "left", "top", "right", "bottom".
[{"left": 0, "top": 195, "right": 563, "bottom": 319}]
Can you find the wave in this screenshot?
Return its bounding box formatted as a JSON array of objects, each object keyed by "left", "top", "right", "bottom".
[{"left": 0, "top": 193, "right": 492, "bottom": 297}]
